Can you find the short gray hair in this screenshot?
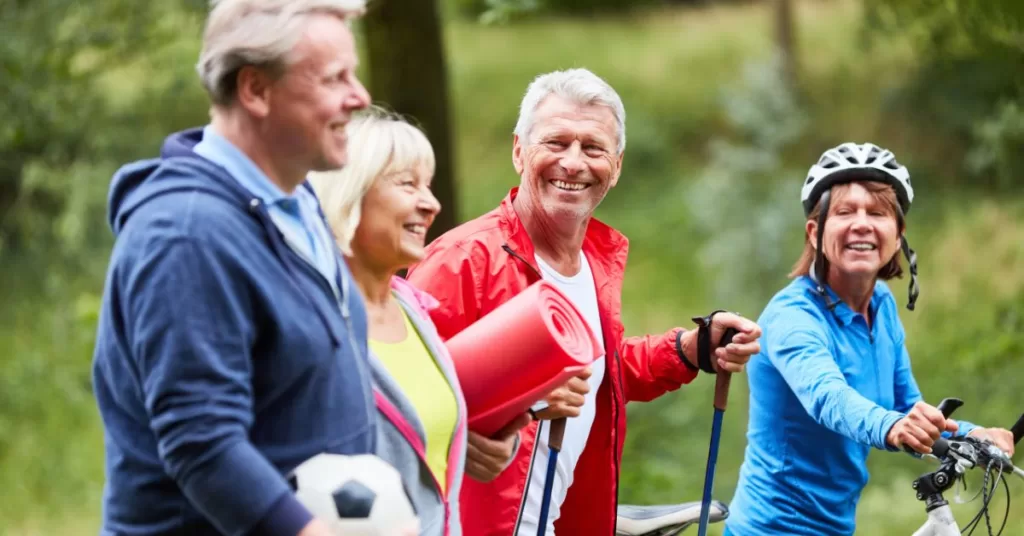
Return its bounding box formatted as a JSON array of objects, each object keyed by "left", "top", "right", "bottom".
[
  {"left": 513, "top": 68, "right": 627, "bottom": 154},
  {"left": 197, "top": 0, "right": 366, "bottom": 106}
]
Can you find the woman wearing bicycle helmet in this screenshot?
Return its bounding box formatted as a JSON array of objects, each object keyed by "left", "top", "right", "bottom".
[{"left": 723, "top": 143, "right": 1015, "bottom": 536}]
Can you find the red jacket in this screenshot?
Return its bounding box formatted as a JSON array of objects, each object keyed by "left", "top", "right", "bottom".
[{"left": 406, "top": 188, "right": 699, "bottom": 536}]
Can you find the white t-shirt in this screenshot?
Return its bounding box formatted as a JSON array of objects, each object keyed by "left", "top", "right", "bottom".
[{"left": 516, "top": 251, "right": 606, "bottom": 536}]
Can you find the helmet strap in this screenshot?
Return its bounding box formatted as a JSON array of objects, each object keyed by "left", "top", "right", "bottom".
[
  {"left": 902, "top": 236, "right": 920, "bottom": 311},
  {"left": 892, "top": 204, "right": 919, "bottom": 311},
  {"left": 813, "top": 190, "right": 839, "bottom": 310}
]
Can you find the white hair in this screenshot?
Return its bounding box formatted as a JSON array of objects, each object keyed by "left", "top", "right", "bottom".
[
  {"left": 197, "top": 0, "right": 366, "bottom": 106},
  {"left": 307, "top": 106, "right": 436, "bottom": 256},
  {"left": 513, "top": 68, "right": 627, "bottom": 154}
]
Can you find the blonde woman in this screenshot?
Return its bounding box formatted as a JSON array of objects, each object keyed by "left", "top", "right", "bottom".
[{"left": 309, "top": 107, "right": 528, "bottom": 536}]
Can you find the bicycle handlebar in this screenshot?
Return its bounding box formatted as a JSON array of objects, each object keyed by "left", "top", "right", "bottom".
[
  {"left": 929, "top": 397, "right": 1022, "bottom": 467},
  {"left": 930, "top": 435, "right": 1019, "bottom": 476},
  {"left": 910, "top": 398, "right": 1023, "bottom": 536},
  {"left": 924, "top": 398, "right": 1020, "bottom": 474}
]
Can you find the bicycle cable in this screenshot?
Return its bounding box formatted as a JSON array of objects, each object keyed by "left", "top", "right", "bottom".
[{"left": 960, "top": 461, "right": 1011, "bottom": 536}]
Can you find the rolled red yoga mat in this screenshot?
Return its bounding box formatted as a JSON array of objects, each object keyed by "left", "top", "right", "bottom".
[{"left": 445, "top": 280, "right": 601, "bottom": 437}]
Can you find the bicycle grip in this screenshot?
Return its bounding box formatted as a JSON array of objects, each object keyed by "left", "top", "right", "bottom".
[
  {"left": 1011, "top": 413, "right": 1024, "bottom": 446},
  {"left": 898, "top": 397, "right": 962, "bottom": 456}
]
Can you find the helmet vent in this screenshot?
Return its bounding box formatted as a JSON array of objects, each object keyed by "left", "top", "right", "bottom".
[{"left": 803, "top": 142, "right": 913, "bottom": 217}]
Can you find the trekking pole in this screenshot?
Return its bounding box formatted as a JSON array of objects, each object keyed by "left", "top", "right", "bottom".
[
  {"left": 697, "top": 328, "right": 737, "bottom": 536},
  {"left": 536, "top": 417, "right": 566, "bottom": 536}
]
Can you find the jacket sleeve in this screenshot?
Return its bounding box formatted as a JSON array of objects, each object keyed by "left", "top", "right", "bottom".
[
  {"left": 406, "top": 242, "right": 483, "bottom": 341},
  {"left": 765, "top": 307, "right": 903, "bottom": 451},
  {"left": 619, "top": 328, "right": 699, "bottom": 402},
  {"left": 123, "top": 233, "right": 310, "bottom": 536}
]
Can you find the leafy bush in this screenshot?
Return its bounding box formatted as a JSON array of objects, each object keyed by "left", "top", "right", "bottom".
[
  {"left": 863, "top": 0, "right": 1024, "bottom": 189},
  {"left": 965, "top": 100, "right": 1024, "bottom": 190},
  {"left": 684, "top": 52, "right": 809, "bottom": 312}
]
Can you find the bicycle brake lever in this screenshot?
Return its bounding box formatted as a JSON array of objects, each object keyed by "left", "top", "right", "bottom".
[{"left": 976, "top": 440, "right": 1017, "bottom": 473}]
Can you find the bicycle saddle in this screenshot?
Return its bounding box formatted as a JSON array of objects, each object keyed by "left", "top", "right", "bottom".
[{"left": 616, "top": 500, "right": 729, "bottom": 536}]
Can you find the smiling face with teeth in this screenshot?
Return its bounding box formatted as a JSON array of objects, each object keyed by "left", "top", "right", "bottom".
[
  {"left": 807, "top": 182, "right": 904, "bottom": 282},
  {"left": 350, "top": 163, "right": 441, "bottom": 272},
  {"left": 512, "top": 94, "right": 624, "bottom": 226}
]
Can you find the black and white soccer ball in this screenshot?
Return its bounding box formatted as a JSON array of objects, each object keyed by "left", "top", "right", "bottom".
[{"left": 289, "top": 453, "right": 419, "bottom": 536}]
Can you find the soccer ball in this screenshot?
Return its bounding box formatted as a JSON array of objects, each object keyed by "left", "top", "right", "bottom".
[{"left": 289, "top": 453, "right": 419, "bottom": 536}]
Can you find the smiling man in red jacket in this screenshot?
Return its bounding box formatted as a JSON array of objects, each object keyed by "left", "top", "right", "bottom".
[{"left": 405, "top": 68, "right": 762, "bottom": 536}]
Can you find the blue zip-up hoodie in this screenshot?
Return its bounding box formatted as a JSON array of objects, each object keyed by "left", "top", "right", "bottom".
[
  {"left": 92, "top": 129, "right": 376, "bottom": 536},
  {"left": 725, "top": 276, "right": 975, "bottom": 536}
]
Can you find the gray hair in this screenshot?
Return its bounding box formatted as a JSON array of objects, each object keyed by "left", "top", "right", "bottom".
[
  {"left": 197, "top": 0, "right": 366, "bottom": 106},
  {"left": 513, "top": 68, "right": 627, "bottom": 154}
]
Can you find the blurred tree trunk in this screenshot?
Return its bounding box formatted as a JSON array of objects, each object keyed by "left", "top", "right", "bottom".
[
  {"left": 363, "top": 0, "right": 458, "bottom": 242},
  {"left": 0, "top": 163, "right": 22, "bottom": 247},
  {"left": 774, "top": 0, "right": 798, "bottom": 88}
]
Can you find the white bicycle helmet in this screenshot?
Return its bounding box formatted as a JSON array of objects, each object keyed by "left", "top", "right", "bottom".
[
  {"left": 801, "top": 142, "right": 914, "bottom": 217},
  {"left": 801, "top": 142, "right": 920, "bottom": 311}
]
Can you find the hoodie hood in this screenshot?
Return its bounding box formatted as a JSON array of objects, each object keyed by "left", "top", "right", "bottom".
[
  {"left": 160, "top": 127, "right": 203, "bottom": 159},
  {"left": 107, "top": 128, "right": 248, "bottom": 235}
]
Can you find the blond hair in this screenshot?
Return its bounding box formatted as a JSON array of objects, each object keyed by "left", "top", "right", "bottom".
[
  {"left": 308, "top": 106, "right": 437, "bottom": 256},
  {"left": 197, "top": 0, "right": 366, "bottom": 106}
]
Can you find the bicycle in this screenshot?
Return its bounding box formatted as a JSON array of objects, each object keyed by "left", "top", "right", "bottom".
[
  {"left": 910, "top": 398, "right": 1023, "bottom": 536},
  {"left": 615, "top": 499, "right": 728, "bottom": 536},
  {"left": 613, "top": 397, "right": 1023, "bottom": 536}
]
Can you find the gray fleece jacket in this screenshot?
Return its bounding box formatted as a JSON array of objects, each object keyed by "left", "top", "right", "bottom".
[{"left": 369, "top": 277, "right": 469, "bottom": 536}]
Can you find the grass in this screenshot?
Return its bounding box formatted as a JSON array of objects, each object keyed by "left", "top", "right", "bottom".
[{"left": 4, "top": 0, "right": 1023, "bottom": 534}]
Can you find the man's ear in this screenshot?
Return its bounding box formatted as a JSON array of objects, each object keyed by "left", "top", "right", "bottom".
[
  {"left": 236, "top": 66, "right": 273, "bottom": 119},
  {"left": 609, "top": 150, "right": 624, "bottom": 188},
  {"left": 512, "top": 134, "right": 525, "bottom": 176}
]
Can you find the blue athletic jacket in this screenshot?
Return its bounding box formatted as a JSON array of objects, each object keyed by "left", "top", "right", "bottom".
[{"left": 725, "top": 276, "right": 976, "bottom": 536}]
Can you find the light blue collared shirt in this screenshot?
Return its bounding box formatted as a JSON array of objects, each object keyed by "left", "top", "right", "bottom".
[{"left": 194, "top": 125, "right": 340, "bottom": 296}]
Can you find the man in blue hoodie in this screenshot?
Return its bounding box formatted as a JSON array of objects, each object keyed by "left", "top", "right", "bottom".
[{"left": 91, "top": 1, "right": 375, "bottom": 535}]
